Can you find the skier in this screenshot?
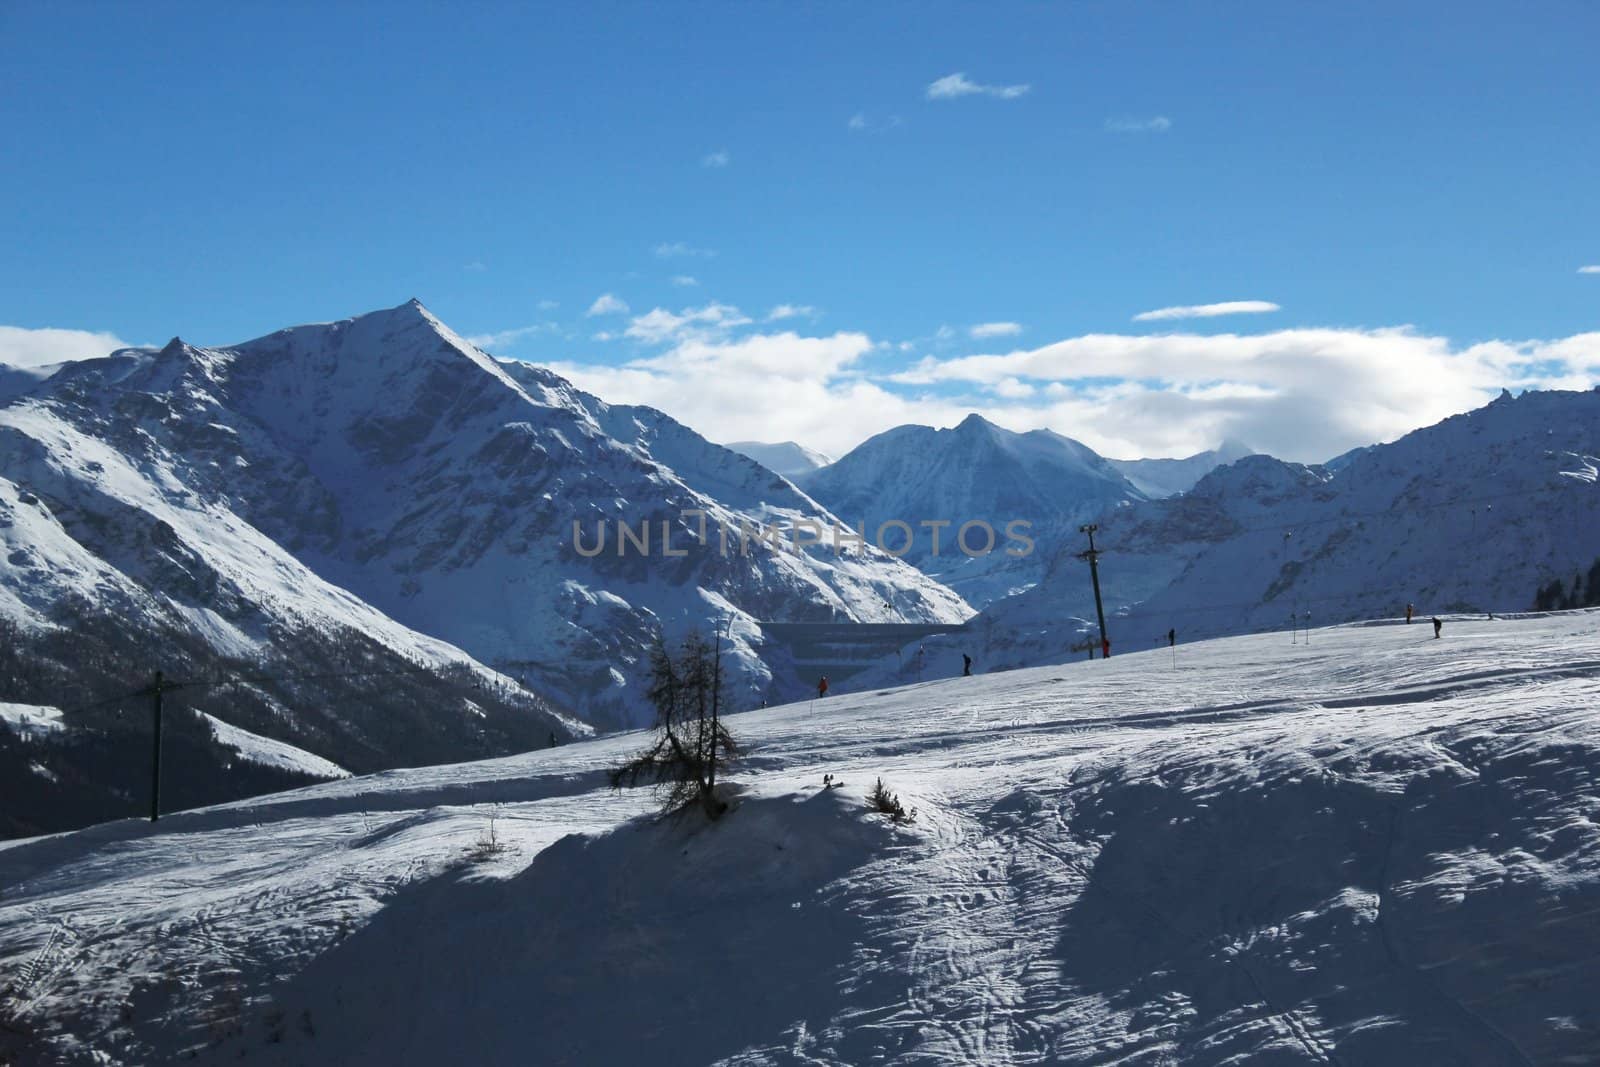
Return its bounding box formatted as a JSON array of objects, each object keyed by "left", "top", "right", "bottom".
[
  {"left": 817, "top": 676, "right": 829, "bottom": 698},
  {"left": 1432, "top": 617, "right": 1442, "bottom": 639},
  {"left": 962, "top": 653, "right": 972, "bottom": 677},
  {"left": 1101, "top": 637, "right": 1111, "bottom": 659},
  {"left": 1166, "top": 628, "right": 1176, "bottom": 648},
  {"left": 1406, "top": 603, "right": 1414, "bottom": 624}
]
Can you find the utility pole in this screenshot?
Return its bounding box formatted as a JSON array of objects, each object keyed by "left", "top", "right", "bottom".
[
  {"left": 1078, "top": 524, "right": 1110, "bottom": 659},
  {"left": 150, "top": 671, "right": 165, "bottom": 822},
  {"left": 707, "top": 615, "right": 731, "bottom": 795}
]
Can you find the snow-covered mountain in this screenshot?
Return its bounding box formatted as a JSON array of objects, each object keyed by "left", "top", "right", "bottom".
[
  {"left": 796, "top": 414, "right": 1147, "bottom": 607},
  {"left": 6, "top": 611, "right": 1599, "bottom": 1064},
  {"left": 1108, "top": 438, "right": 1256, "bottom": 498},
  {"left": 877, "top": 388, "right": 1600, "bottom": 682},
  {"left": 724, "top": 440, "right": 833, "bottom": 480},
  {"left": 1, "top": 301, "right": 968, "bottom": 740},
  {"left": 0, "top": 342, "right": 590, "bottom": 836}
]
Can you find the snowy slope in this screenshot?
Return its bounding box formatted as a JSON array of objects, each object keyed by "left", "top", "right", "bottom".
[
  {"left": 202, "top": 713, "right": 351, "bottom": 780},
  {"left": 0, "top": 362, "right": 63, "bottom": 405},
  {"left": 0, "top": 390, "right": 584, "bottom": 792},
  {"left": 4, "top": 611, "right": 1599, "bottom": 1064},
  {"left": 1108, "top": 437, "right": 1256, "bottom": 498},
  {"left": 893, "top": 389, "right": 1600, "bottom": 684},
  {"left": 724, "top": 440, "right": 834, "bottom": 480},
  {"left": 798, "top": 414, "right": 1147, "bottom": 608},
  {"left": 1, "top": 301, "right": 967, "bottom": 731}
]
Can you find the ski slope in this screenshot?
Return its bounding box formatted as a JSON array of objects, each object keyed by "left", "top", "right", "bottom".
[{"left": 3, "top": 611, "right": 1599, "bottom": 1064}]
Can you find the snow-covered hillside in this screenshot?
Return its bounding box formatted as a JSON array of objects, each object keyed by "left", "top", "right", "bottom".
[
  {"left": 4, "top": 611, "right": 1598, "bottom": 1064},
  {"left": 725, "top": 440, "right": 833, "bottom": 480},
  {"left": 1109, "top": 438, "right": 1256, "bottom": 498},
  {"left": 798, "top": 414, "right": 1146, "bottom": 608},
  {"left": 895, "top": 389, "right": 1600, "bottom": 683},
  {"left": 0, "top": 301, "right": 967, "bottom": 734}
]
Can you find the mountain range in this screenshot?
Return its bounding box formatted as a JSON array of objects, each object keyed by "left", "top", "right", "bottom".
[{"left": 861, "top": 386, "right": 1600, "bottom": 685}]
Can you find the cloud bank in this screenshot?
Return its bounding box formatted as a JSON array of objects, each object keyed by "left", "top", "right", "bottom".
[
  {"left": 541, "top": 305, "right": 1600, "bottom": 464},
  {"left": 0, "top": 325, "right": 132, "bottom": 369}
]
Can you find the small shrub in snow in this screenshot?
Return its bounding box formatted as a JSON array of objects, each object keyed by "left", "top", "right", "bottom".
[
  {"left": 868, "top": 777, "right": 916, "bottom": 824},
  {"left": 466, "top": 805, "right": 508, "bottom": 861}
]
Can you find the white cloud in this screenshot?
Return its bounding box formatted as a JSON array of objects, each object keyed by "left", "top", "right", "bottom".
[
  {"left": 1580, "top": 265, "right": 1600, "bottom": 274},
  {"left": 465, "top": 324, "right": 557, "bottom": 350},
  {"left": 545, "top": 315, "right": 1600, "bottom": 463},
  {"left": 670, "top": 275, "right": 699, "bottom": 288},
  {"left": 767, "top": 304, "right": 818, "bottom": 322},
  {"left": 463, "top": 260, "right": 488, "bottom": 272},
  {"left": 536, "top": 299, "right": 559, "bottom": 311},
  {"left": 1133, "top": 300, "right": 1280, "bottom": 322},
  {"left": 992, "top": 377, "right": 1036, "bottom": 399},
  {"left": 970, "top": 322, "right": 1023, "bottom": 339},
  {"left": 586, "top": 293, "right": 630, "bottom": 317},
  {"left": 847, "top": 113, "right": 903, "bottom": 132},
  {"left": 0, "top": 325, "right": 131, "bottom": 369},
  {"left": 1105, "top": 116, "right": 1172, "bottom": 133},
  {"left": 701, "top": 149, "right": 730, "bottom": 168},
  {"left": 653, "top": 241, "right": 716, "bottom": 259},
  {"left": 884, "top": 326, "right": 1600, "bottom": 461},
  {"left": 549, "top": 331, "right": 925, "bottom": 457},
  {"left": 926, "top": 72, "right": 1030, "bottom": 100},
  {"left": 624, "top": 302, "right": 752, "bottom": 345}
]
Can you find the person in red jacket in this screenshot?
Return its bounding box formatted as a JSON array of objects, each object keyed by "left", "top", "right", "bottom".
[{"left": 817, "top": 676, "right": 829, "bottom": 698}]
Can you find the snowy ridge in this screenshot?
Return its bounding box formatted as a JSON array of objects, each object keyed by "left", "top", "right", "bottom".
[
  {"left": 2, "top": 611, "right": 1598, "bottom": 1063},
  {"left": 203, "top": 713, "right": 351, "bottom": 780}
]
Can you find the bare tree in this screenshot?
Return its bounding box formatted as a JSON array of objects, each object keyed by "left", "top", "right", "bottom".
[{"left": 608, "top": 628, "right": 737, "bottom": 818}]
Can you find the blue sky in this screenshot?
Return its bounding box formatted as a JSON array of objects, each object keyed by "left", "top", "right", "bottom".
[{"left": 3, "top": 1, "right": 1598, "bottom": 460}]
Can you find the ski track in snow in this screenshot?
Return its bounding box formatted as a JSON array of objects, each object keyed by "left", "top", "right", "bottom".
[{"left": 3, "top": 612, "right": 1600, "bottom": 1065}]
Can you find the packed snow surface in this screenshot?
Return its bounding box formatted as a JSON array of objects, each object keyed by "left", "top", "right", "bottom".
[{"left": 3, "top": 611, "right": 1599, "bottom": 1064}]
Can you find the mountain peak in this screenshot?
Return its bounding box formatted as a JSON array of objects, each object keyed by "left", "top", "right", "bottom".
[
  {"left": 372, "top": 297, "right": 436, "bottom": 327},
  {"left": 954, "top": 413, "right": 1002, "bottom": 438}
]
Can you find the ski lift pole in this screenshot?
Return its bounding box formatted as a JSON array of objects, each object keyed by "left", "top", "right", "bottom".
[
  {"left": 149, "top": 671, "right": 164, "bottom": 822},
  {"left": 1078, "top": 524, "right": 1110, "bottom": 659}
]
